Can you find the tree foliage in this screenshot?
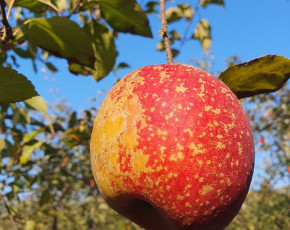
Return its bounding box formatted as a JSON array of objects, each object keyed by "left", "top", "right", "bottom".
[{"left": 0, "top": 0, "right": 289, "bottom": 229}]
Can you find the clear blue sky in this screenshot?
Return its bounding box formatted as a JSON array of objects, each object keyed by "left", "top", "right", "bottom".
[{"left": 16, "top": 0, "right": 290, "bottom": 111}]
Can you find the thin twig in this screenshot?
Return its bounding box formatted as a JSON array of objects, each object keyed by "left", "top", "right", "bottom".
[
  {"left": 68, "top": 0, "right": 81, "bottom": 17},
  {"left": 180, "top": 0, "right": 202, "bottom": 47},
  {"left": 38, "top": 0, "right": 61, "bottom": 14},
  {"left": 0, "top": 191, "right": 18, "bottom": 230},
  {"left": 159, "top": 0, "right": 173, "bottom": 64},
  {"left": 6, "top": 0, "right": 15, "bottom": 19}
]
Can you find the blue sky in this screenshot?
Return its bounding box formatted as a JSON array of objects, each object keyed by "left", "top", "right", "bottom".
[{"left": 16, "top": 0, "right": 290, "bottom": 111}]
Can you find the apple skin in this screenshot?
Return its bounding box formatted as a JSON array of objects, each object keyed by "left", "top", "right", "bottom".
[{"left": 90, "top": 64, "right": 255, "bottom": 230}]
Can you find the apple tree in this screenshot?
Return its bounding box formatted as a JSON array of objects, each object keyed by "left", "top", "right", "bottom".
[{"left": 0, "top": 0, "right": 289, "bottom": 229}]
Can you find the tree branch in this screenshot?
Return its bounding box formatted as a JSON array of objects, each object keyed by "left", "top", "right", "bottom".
[
  {"left": 0, "top": 191, "right": 18, "bottom": 230},
  {"left": 159, "top": 0, "right": 173, "bottom": 64},
  {"left": 0, "top": 0, "right": 14, "bottom": 43}
]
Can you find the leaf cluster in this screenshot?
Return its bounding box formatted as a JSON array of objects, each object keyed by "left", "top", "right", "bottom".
[{"left": 1, "top": 0, "right": 153, "bottom": 103}]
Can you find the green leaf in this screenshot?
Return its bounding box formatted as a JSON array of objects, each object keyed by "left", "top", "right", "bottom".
[
  {"left": 218, "top": 55, "right": 290, "bottom": 99},
  {"left": 45, "top": 62, "right": 58, "bottom": 72},
  {"left": 98, "top": 0, "right": 152, "bottom": 37},
  {"left": 10, "top": 103, "right": 31, "bottom": 124},
  {"left": 144, "top": 1, "right": 159, "bottom": 14},
  {"left": 24, "top": 220, "right": 36, "bottom": 230},
  {"left": 68, "top": 111, "right": 77, "bottom": 128},
  {"left": 0, "top": 51, "right": 7, "bottom": 64},
  {"left": 171, "top": 49, "right": 180, "bottom": 58},
  {"left": 113, "top": 62, "right": 130, "bottom": 72},
  {"left": 0, "top": 66, "right": 38, "bottom": 104},
  {"left": 70, "top": 21, "right": 117, "bottom": 80},
  {"left": 51, "top": 0, "right": 67, "bottom": 11},
  {"left": 192, "top": 19, "right": 211, "bottom": 51},
  {"left": 169, "top": 30, "right": 181, "bottom": 40},
  {"left": 156, "top": 41, "right": 165, "bottom": 51},
  {"left": 19, "top": 141, "right": 43, "bottom": 165},
  {"left": 24, "top": 17, "right": 95, "bottom": 67},
  {"left": 201, "top": 0, "right": 225, "bottom": 7},
  {"left": 13, "top": 47, "right": 35, "bottom": 59},
  {"left": 178, "top": 4, "right": 194, "bottom": 20},
  {"left": 39, "top": 189, "right": 51, "bottom": 206},
  {"left": 78, "top": 1, "right": 98, "bottom": 11},
  {"left": 166, "top": 4, "right": 194, "bottom": 23},
  {"left": 0, "top": 138, "right": 5, "bottom": 151},
  {"left": 62, "top": 126, "right": 89, "bottom": 148},
  {"left": 23, "top": 128, "right": 45, "bottom": 143},
  {"left": 166, "top": 7, "right": 183, "bottom": 23},
  {"left": 68, "top": 64, "right": 92, "bottom": 76},
  {"left": 25, "top": 96, "right": 47, "bottom": 115},
  {"left": 15, "top": 0, "right": 48, "bottom": 12},
  {"left": 86, "top": 20, "right": 118, "bottom": 80}
]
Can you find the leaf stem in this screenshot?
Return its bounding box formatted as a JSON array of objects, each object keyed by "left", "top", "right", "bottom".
[{"left": 159, "top": 0, "right": 173, "bottom": 64}]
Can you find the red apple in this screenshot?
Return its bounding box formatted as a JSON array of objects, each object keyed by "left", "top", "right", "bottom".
[{"left": 90, "top": 64, "right": 255, "bottom": 230}]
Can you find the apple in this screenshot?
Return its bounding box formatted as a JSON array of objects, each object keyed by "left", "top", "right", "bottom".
[{"left": 90, "top": 64, "right": 255, "bottom": 230}]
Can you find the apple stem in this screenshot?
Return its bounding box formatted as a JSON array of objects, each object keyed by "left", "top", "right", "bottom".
[{"left": 159, "top": 0, "right": 173, "bottom": 64}]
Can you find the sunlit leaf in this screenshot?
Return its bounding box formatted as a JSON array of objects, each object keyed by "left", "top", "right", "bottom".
[
  {"left": 14, "top": 0, "right": 48, "bottom": 12},
  {"left": 24, "top": 17, "right": 95, "bottom": 67},
  {"left": 51, "top": 0, "right": 67, "bottom": 11},
  {"left": 192, "top": 19, "right": 211, "bottom": 51},
  {"left": 25, "top": 96, "right": 47, "bottom": 115},
  {"left": 166, "top": 7, "right": 183, "bottom": 23},
  {"left": 19, "top": 141, "right": 42, "bottom": 165},
  {"left": 24, "top": 220, "right": 36, "bottom": 230},
  {"left": 219, "top": 55, "right": 290, "bottom": 98},
  {"left": 10, "top": 103, "right": 31, "bottom": 124},
  {"left": 0, "top": 66, "right": 38, "bottom": 104},
  {"left": 178, "top": 4, "right": 194, "bottom": 20},
  {"left": 68, "top": 64, "right": 92, "bottom": 76},
  {"left": 169, "top": 30, "right": 181, "bottom": 40},
  {"left": 156, "top": 41, "right": 165, "bottom": 51},
  {"left": 201, "top": 0, "right": 225, "bottom": 7},
  {"left": 98, "top": 0, "right": 152, "bottom": 37},
  {"left": 0, "top": 138, "right": 5, "bottom": 151},
  {"left": 23, "top": 128, "right": 45, "bottom": 143}
]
